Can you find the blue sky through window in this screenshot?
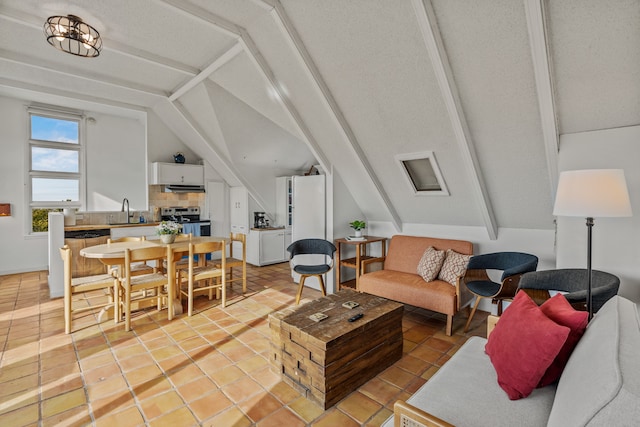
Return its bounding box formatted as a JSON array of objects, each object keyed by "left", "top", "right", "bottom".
[{"left": 31, "top": 115, "right": 80, "bottom": 202}]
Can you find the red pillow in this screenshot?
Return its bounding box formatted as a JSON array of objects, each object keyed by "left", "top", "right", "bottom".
[
  {"left": 537, "top": 294, "right": 588, "bottom": 387},
  {"left": 485, "top": 291, "right": 570, "bottom": 400}
]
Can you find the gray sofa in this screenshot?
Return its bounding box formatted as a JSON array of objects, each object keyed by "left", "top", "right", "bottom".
[{"left": 382, "top": 295, "right": 640, "bottom": 427}]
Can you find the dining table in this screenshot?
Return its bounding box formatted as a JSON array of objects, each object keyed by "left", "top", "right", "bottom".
[{"left": 80, "top": 235, "right": 229, "bottom": 322}]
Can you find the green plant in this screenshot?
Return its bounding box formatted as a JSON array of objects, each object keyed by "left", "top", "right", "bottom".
[
  {"left": 349, "top": 220, "right": 366, "bottom": 231},
  {"left": 157, "top": 220, "right": 182, "bottom": 235}
]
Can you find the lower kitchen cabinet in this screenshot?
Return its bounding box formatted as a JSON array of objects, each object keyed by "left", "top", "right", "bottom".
[
  {"left": 247, "top": 229, "right": 291, "bottom": 266},
  {"left": 64, "top": 236, "right": 109, "bottom": 277}
]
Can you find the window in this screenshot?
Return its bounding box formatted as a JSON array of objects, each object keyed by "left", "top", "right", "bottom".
[
  {"left": 28, "top": 108, "right": 83, "bottom": 233},
  {"left": 396, "top": 151, "right": 449, "bottom": 196}
]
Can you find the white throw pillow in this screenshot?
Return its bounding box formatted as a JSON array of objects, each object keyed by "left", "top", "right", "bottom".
[{"left": 417, "top": 246, "right": 445, "bottom": 282}]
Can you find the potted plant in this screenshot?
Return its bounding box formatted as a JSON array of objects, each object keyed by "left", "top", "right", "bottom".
[
  {"left": 157, "top": 220, "right": 182, "bottom": 243},
  {"left": 349, "top": 220, "right": 366, "bottom": 238}
]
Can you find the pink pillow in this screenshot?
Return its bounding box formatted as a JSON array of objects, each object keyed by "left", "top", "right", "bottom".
[
  {"left": 485, "top": 291, "right": 570, "bottom": 400},
  {"left": 537, "top": 294, "right": 588, "bottom": 387}
]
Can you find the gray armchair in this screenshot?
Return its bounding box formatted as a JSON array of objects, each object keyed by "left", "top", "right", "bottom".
[{"left": 517, "top": 269, "right": 620, "bottom": 313}]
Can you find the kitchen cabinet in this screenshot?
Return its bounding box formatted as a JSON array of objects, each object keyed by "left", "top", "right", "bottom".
[
  {"left": 151, "top": 162, "right": 204, "bottom": 185},
  {"left": 230, "top": 186, "right": 249, "bottom": 234},
  {"left": 64, "top": 235, "right": 109, "bottom": 277},
  {"left": 246, "top": 229, "right": 289, "bottom": 266},
  {"left": 275, "top": 176, "right": 292, "bottom": 228}
]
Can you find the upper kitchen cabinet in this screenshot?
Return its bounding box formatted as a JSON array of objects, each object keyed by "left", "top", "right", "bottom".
[{"left": 151, "top": 162, "right": 204, "bottom": 185}]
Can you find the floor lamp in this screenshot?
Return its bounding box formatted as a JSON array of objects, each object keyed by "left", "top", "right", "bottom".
[{"left": 553, "top": 169, "right": 632, "bottom": 320}]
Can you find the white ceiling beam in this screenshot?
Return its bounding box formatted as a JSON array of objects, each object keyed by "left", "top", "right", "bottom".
[
  {"left": 0, "top": 49, "right": 168, "bottom": 98},
  {"left": 0, "top": 10, "right": 198, "bottom": 76},
  {"left": 411, "top": 0, "right": 498, "bottom": 240},
  {"left": 169, "top": 42, "right": 243, "bottom": 101},
  {"left": 524, "top": 0, "right": 559, "bottom": 197},
  {"left": 0, "top": 77, "right": 149, "bottom": 113},
  {"left": 157, "top": 0, "right": 243, "bottom": 38},
  {"left": 268, "top": 1, "right": 403, "bottom": 231}
]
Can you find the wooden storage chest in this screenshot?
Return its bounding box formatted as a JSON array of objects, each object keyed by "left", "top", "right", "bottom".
[{"left": 269, "top": 289, "right": 403, "bottom": 408}]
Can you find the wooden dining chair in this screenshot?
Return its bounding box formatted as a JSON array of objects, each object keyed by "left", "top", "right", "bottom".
[
  {"left": 118, "top": 246, "right": 170, "bottom": 331},
  {"left": 216, "top": 232, "right": 246, "bottom": 294},
  {"left": 177, "top": 240, "right": 226, "bottom": 316},
  {"left": 60, "top": 245, "right": 118, "bottom": 334},
  {"left": 106, "top": 236, "right": 156, "bottom": 276}
]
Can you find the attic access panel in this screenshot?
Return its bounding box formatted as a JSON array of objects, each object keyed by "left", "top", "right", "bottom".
[{"left": 396, "top": 151, "right": 449, "bottom": 196}]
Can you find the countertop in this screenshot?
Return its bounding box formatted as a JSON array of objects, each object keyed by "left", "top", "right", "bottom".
[
  {"left": 250, "top": 227, "right": 287, "bottom": 231},
  {"left": 64, "top": 222, "right": 161, "bottom": 231}
]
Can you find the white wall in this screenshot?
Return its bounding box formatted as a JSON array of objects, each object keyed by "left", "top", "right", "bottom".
[
  {"left": 0, "top": 96, "right": 48, "bottom": 274},
  {"left": 86, "top": 113, "right": 147, "bottom": 211},
  {"left": 556, "top": 126, "right": 640, "bottom": 303}
]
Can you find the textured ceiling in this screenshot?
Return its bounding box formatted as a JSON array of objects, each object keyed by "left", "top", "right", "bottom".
[{"left": 0, "top": 0, "right": 636, "bottom": 236}]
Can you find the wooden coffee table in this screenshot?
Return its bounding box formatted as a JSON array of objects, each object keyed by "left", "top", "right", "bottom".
[{"left": 269, "top": 289, "right": 403, "bottom": 409}]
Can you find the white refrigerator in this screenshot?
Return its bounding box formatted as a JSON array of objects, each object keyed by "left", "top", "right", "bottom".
[{"left": 290, "top": 174, "right": 326, "bottom": 289}]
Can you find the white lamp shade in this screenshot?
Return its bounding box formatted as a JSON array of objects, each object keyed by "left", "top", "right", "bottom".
[{"left": 553, "top": 169, "right": 632, "bottom": 218}]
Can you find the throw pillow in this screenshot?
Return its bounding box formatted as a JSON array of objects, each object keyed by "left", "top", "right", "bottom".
[
  {"left": 437, "top": 249, "right": 471, "bottom": 285},
  {"left": 537, "top": 294, "right": 589, "bottom": 387},
  {"left": 417, "top": 246, "right": 446, "bottom": 282},
  {"left": 485, "top": 291, "right": 570, "bottom": 400}
]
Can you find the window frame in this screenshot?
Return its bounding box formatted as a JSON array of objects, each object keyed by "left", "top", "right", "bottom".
[
  {"left": 26, "top": 106, "right": 86, "bottom": 235},
  {"left": 395, "top": 151, "right": 450, "bottom": 196}
]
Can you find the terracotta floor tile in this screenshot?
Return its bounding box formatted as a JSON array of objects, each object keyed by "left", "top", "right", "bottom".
[
  {"left": 90, "top": 390, "right": 136, "bottom": 419},
  {"left": 238, "top": 391, "right": 283, "bottom": 423},
  {"left": 87, "top": 375, "right": 129, "bottom": 401},
  {"left": 124, "top": 363, "right": 164, "bottom": 386},
  {"left": 165, "top": 363, "right": 206, "bottom": 387},
  {"left": 378, "top": 366, "right": 417, "bottom": 389},
  {"left": 0, "top": 403, "right": 40, "bottom": 426},
  {"left": 287, "top": 396, "right": 324, "bottom": 423},
  {"left": 311, "top": 409, "right": 360, "bottom": 427},
  {"left": 148, "top": 406, "right": 198, "bottom": 427},
  {"left": 94, "top": 405, "right": 145, "bottom": 427},
  {"left": 268, "top": 381, "right": 301, "bottom": 405},
  {"left": 83, "top": 362, "right": 122, "bottom": 385},
  {"left": 176, "top": 376, "right": 217, "bottom": 403},
  {"left": 359, "top": 377, "right": 402, "bottom": 406},
  {"left": 41, "top": 374, "right": 84, "bottom": 400},
  {"left": 41, "top": 404, "right": 93, "bottom": 427},
  {"left": 337, "top": 391, "right": 382, "bottom": 424},
  {"left": 221, "top": 375, "right": 261, "bottom": 403},
  {"left": 189, "top": 390, "right": 233, "bottom": 421},
  {"left": 364, "top": 407, "right": 394, "bottom": 427},
  {"left": 41, "top": 388, "right": 87, "bottom": 418},
  {"left": 139, "top": 390, "right": 185, "bottom": 420},
  {"left": 0, "top": 388, "right": 39, "bottom": 415},
  {"left": 209, "top": 365, "right": 246, "bottom": 387},
  {"left": 256, "top": 407, "right": 306, "bottom": 427},
  {"left": 202, "top": 406, "right": 252, "bottom": 427},
  {"left": 131, "top": 376, "right": 173, "bottom": 401},
  {"left": 0, "top": 373, "right": 39, "bottom": 398}
]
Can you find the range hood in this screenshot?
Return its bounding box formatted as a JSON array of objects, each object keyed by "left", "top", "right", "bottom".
[{"left": 164, "top": 184, "right": 205, "bottom": 193}]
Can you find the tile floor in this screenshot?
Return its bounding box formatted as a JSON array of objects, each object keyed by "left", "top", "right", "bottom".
[{"left": 0, "top": 263, "right": 487, "bottom": 426}]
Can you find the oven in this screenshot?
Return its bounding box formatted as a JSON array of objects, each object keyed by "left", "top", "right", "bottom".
[{"left": 160, "top": 206, "right": 211, "bottom": 236}]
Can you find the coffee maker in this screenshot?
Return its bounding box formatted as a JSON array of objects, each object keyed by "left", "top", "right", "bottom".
[{"left": 254, "top": 212, "right": 267, "bottom": 228}]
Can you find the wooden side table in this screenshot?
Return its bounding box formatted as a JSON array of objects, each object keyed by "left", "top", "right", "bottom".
[{"left": 334, "top": 236, "right": 387, "bottom": 291}]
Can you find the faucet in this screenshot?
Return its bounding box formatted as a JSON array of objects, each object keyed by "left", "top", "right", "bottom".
[{"left": 121, "top": 198, "right": 130, "bottom": 223}]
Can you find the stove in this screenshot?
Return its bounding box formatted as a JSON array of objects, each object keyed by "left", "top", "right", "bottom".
[{"left": 160, "top": 207, "right": 211, "bottom": 236}]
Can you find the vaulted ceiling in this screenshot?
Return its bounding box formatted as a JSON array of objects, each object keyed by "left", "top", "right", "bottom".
[{"left": 1, "top": 0, "right": 638, "bottom": 239}]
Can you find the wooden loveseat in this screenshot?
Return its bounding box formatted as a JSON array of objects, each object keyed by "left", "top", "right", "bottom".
[{"left": 359, "top": 235, "right": 473, "bottom": 336}]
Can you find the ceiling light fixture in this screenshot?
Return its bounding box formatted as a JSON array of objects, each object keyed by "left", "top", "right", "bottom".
[{"left": 44, "top": 15, "right": 102, "bottom": 58}]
